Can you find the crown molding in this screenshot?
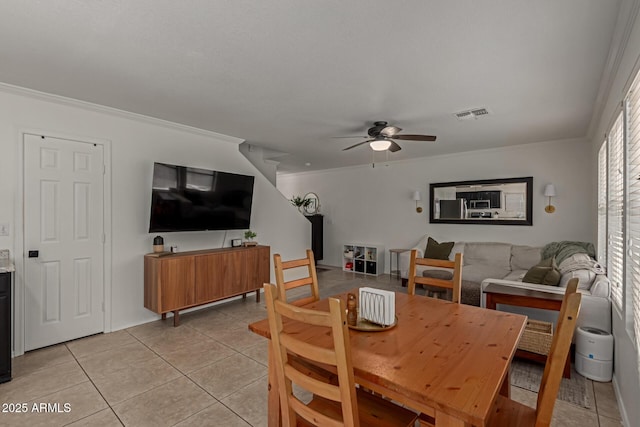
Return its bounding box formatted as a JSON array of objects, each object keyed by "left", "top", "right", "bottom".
[{"left": 0, "top": 82, "right": 244, "bottom": 145}]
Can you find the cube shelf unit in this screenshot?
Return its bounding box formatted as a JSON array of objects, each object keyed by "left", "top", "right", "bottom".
[{"left": 342, "top": 244, "right": 385, "bottom": 276}]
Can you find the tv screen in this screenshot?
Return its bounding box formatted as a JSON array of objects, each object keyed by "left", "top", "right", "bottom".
[{"left": 149, "top": 162, "right": 254, "bottom": 232}]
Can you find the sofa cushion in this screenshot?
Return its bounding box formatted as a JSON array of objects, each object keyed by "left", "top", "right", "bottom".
[
  {"left": 523, "top": 258, "right": 561, "bottom": 286},
  {"left": 462, "top": 264, "right": 510, "bottom": 284},
  {"left": 589, "top": 275, "right": 610, "bottom": 298},
  {"left": 425, "top": 237, "right": 454, "bottom": 260},
  {"left": 511, "top": 245, "right": 542, "bottom": 271},
  {"left": 463, "top": 242, "right": 512, "bottom": 271},
  {"left": 448, "top": 242, "right": 465, "bottom": 261},
  {"left": 559, "top": 269, "right": 596, "bottom": 290},
  {"left": 503, "top": 269, "right": 527, "bottom": 281}
]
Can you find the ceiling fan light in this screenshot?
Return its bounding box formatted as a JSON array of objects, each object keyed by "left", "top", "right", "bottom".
[{"left": 370, "top": 138, "right": 392, "bottom": 151}]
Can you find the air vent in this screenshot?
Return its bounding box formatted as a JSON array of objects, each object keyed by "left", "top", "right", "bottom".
[
  {"left": 470, "top": 108, "right": 489, "bottom": 116},
  {"left": 453, "top": 107, "right": 491, "bottom": 121},
  {"left": 454, "top": 111, "right": 474, "bottom": 120}
]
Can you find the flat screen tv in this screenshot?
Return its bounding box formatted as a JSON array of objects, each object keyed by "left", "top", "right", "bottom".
[{"left": 149, "top": 162, "right": 255, "bottom": 232}]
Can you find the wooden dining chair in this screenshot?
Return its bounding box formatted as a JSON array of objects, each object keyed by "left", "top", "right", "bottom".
[
  {"left": 485, "top": 279, "right": 582, "bottom": 427},
  {"left": 274, "top": 250, "right": 320, "bottom": 307},
  {"left": 407, "top": 249, "right": 463, "bottom": 303},
  {"left": 263, "top": 284, "right": 418, "bottom": 427}
]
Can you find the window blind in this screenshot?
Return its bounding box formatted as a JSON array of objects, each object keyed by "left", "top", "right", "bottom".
[
  {"left": 608, "top": 111, "right": 625, "bottom": 310},
  {"left": 598, "top": 142, "right": 607, "bottom": 265},
  {"left": 627, "top": 72, "right": 640, "bottom": 352}
]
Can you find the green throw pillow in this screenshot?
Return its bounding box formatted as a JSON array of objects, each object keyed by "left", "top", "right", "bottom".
[
  {"left": 424, "top": 237, "right": 454, "bottom": 260},
  {"left": 523, "top": 258, "right": 561, "bottom": 286}
]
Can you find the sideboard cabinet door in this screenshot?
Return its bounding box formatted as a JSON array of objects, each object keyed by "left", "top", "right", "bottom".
[
  {"left": 241, "top": 246, "right": 270, "bottom": 293},
  {"left": 195, "top": 252, "right": 242, "bottom": 303},
  {"left": 160, "top": 257, "right": 195, "bottom": 311}
]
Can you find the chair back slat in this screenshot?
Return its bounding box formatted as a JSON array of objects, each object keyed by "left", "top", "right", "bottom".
[
  {"left": 290, "top": 398, "right": 344, "bottom": 427},
  {"left": 407, "top": 250, "right": 463, "bottom": 303},
  {"left": 264, "top": 284, "right": 359, "bottom": 427},
  {"left": 285, "top": 365, "right": 342, "bottom": 401},
  {"left": 413, "top": 276, "right": 454, "bottom": 289},
  {"left": 280, "top": 334, "right": 337, "bottom": 366},
  {"left": 274, "top": 249, "right": 320, "bottom": 306},
  {"left": 285, "top": 276, "right": 314, "bottom": 290},
  {"left": 282, "top": 257, "right": 312, "bottom": 269}
]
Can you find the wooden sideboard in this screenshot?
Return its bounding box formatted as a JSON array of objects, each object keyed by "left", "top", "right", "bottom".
[{"left": 144, "top": 245, "right": 270, "bottom": 326}]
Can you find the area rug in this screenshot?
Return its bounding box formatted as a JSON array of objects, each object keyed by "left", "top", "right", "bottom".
[{"left": 510, "top": 359, "right": 591, "bottom": 408}]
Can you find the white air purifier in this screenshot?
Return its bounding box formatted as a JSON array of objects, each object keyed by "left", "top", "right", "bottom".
[{"left": 575, "top": 326, "right": 613, "bottom": 382}]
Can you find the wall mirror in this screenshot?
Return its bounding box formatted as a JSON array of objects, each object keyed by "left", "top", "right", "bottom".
[{"left": 429, "top": 177, "right": 533, "bottom": 225}]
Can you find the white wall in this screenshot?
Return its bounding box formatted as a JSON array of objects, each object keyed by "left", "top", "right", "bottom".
[
  {"left": 589, "top": 0, "right": 640, "bottom": 424},
  {"left": 0, "top": 85, "right": 310, "bottom": 350},
  {"left": 278, "top": 138, "right": 594, "bottom": 270}
]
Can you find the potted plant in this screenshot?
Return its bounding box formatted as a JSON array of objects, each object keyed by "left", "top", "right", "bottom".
[
  {"left": 290, "top": 195, "right": 311, "bottom": 213},
  {"left": 243, "top": 230, "right": 258, "bottom": 246}
]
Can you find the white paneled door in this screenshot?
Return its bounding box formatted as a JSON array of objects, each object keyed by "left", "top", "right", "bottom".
[{"left": 24, "top": 134, "right": 105, "bottom": 351}]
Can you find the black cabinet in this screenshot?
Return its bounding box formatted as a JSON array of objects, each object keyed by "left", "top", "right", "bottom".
[
  {"left": 0, "top": 272, "right": 11, "bottom": 383},
  {"left": 305, "top": 214, "right": 323, "bottom": 262},
  {"left": 455, "top": 191, "right": 501, "bottom": 208}
]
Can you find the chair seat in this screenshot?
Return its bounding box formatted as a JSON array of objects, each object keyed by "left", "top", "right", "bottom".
[
  {"left": 299, "top": 388, "right": 417, "bottom": 427},
  {"left": 486, "top": 394, "right": 537, "bottom": 427}
]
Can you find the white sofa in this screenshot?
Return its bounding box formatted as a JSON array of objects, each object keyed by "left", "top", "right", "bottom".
[{"left": 399, "top": 235, "right": 611, "bottom": 333}]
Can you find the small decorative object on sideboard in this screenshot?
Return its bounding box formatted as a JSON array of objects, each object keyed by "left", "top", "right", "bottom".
[
  {"left": 153, "top": 235, "right": 164, "bottom": 253},
  {"left": 243, "top": 230, "right": 258, "bottom": 247}
]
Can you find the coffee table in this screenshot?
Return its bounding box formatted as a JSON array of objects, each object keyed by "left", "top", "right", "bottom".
[{"left": 483, "top": 282, "right": 571, "bottom": 378}]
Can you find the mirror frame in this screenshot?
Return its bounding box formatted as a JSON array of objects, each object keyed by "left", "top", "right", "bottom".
[{"left": 429, "top": 176, "right": 533, "bottom": 226}]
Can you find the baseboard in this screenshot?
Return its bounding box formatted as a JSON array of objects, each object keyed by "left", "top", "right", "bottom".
[{"left": 612, "top": 375, "right": 631, "bottom": 427}]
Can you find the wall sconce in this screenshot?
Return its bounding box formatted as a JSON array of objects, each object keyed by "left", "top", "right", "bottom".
[
  {"left": 412, "top": 191, "right": 423, "bottom": 213},
  {"left": 544, "top": 184, "right": 556, "bottom": 213}
]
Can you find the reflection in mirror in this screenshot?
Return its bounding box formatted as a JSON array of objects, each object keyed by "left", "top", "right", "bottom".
[{"left": 429, "top": 177, "right": 533, "bottom": 225}]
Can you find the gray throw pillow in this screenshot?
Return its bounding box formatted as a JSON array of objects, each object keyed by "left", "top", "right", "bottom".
[
  {"left": 425, "top": 237, "right": 454, "bottom": 260},
  {"left": 523, "top": 258, "right": 561, "bottom": 286}
]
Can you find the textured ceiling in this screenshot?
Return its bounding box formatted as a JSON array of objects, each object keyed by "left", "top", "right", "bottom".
[{"left": 0, "top": 1, "right": 622, "bottom": 173}]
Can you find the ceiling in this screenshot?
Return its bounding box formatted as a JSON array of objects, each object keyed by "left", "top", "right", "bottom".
[{"left": 0, "top": 1, "right": 622, "bottom": 174}]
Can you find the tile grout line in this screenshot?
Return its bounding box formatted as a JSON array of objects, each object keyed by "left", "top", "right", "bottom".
[
  {"left": 198, "top": 374, "right": 269, "bottom": 427},
  {"left": 125, "top": 324, "right": 251, "bottom": 426},
  {"left": 62, "top": 342, "right": 125, "bottom": 427}
]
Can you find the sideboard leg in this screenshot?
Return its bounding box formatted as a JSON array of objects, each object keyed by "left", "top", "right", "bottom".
[
  {"left": 173, "top": 310, "right": 180, "bottom": 327},
  {"left": 161, "top": 313, "right": 167, "bottom": 320},
  {"left": 256, "top": 289, "right": 261, "bottom": 303}
]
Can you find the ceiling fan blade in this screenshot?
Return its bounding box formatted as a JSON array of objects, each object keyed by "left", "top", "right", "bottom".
[
  {"left": 331, "top": 136, "right": 368, "bottom": 139},
  {"left": 342, "top": 140, "right": 372, "bottom": 151},
  {"left": 380, "top": 126, "right": 402, "bottom": 137},
  {"left": 391, "top": 134, "right": 437, "bottom": 141},
  {"left": 388, "top": 141, "right": 402, "bottom": 152}
]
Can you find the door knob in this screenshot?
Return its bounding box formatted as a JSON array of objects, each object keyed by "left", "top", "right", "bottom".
[{"left": 28, "top": 250, "right": 39, "bottom": 258}]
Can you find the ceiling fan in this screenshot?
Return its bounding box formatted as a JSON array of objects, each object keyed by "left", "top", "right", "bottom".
[{"left": 335, "top": 121, "right": 437, "bottom": 152}]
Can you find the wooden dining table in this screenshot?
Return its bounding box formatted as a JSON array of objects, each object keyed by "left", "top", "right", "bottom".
[{"left": 248, "top": 289, "right": 527, "bottom": 427}]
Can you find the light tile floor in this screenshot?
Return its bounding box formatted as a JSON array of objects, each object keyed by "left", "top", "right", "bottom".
[{"left": 0, "top": 267, "right": 623, "bottom": 426}]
